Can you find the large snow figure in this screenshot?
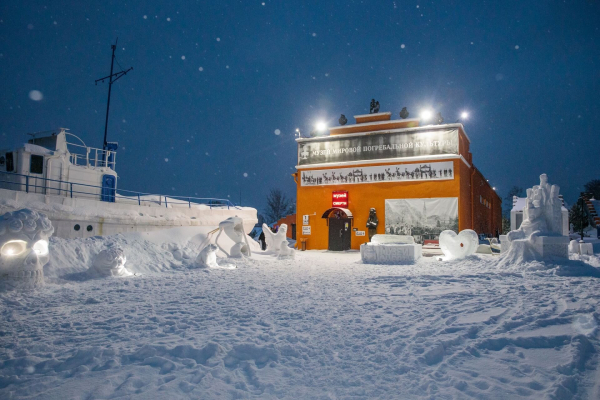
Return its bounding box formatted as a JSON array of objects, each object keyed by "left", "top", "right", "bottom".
[
  {"left": 509, "top": 174, "right": 563, "bottom": 239},
  {"left": 90, "top": 247, "right": 132, "bottom": 277},
  {"left": 216, "top": 216, "right": 251, "bottom": 258},
  {"left": 0, "top": 209, "right": 54, "bottom": 290},
  {"left": 262, "top": 223, "right": 294, "bottom": 258},
  {"left": 502, "top": 173, "right": 569, "bottom": 261},
  {"left": 439, "top": 229, "right": 479, "bottom": 259}
]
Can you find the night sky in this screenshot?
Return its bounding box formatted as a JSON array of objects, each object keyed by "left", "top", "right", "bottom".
[{"left": 1, "top": 1, "right": 599, "bottom": 212}]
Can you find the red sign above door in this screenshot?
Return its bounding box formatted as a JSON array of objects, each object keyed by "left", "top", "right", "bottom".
[{"left": 332, "top": 191, "right": 349, "bottom": 208}]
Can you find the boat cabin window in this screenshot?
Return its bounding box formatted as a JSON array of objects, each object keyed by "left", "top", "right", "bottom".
[
  {"left": 5, "top": 152, "right": 14, "bottom": 172},
  {"left": 30, "top": 155, "right": 44, "bottom": 174}
]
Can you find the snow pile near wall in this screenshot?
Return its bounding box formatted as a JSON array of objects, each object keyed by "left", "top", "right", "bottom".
[{"left": 45, "top": 226, "right": 261, "bottom": 279}]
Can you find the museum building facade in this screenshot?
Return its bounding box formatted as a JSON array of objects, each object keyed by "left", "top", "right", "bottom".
[{"left": 293, "top": 111, "right": 502, "bottom": 251}]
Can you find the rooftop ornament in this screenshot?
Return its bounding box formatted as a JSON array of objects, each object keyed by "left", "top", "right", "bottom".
[
  {"left": 339, "top": 114, "right": 348, "bottom": 126},
  {"left": 369, "top": 99, "right": 380, "bottom": 114},
  {"left": 436, "top": 112, "right": 444, "bottom": 124},
  {"left": 399, "top": 107, "right": 409, "bottom": 119}
]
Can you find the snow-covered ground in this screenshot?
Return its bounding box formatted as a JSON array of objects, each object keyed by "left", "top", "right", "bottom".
[{"left": 1, "top": 227, "right": 600, "bottom": 399}]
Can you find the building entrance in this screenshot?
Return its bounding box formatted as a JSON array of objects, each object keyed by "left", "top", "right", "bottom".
[{"left": 328, "top": 216, "right": 351, "bottom": 251}]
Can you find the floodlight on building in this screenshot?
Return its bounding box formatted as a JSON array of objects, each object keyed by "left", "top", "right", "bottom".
[
  {"left": 315, "top": 121, "right": 328, "bottom": 132},
  {"left": 420, "top": 109, "right": 433, "bottom": 122},
  {"left": 493, "top": 187, "right": 496, "bottom": 191}
]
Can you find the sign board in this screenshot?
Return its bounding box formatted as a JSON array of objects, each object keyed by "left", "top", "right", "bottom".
[
  {"left": 301, "top": 161, "right": 455, "bottom": 186},
  {"left": 332, "top": 191, "right": 348, "bottom": 207},
  {"left": 302, "top": 215, "right": 309, "bottom": 225},
  {"left": 355, "top": 231, "right": 365, "bottom": 236},
  {"left": 297, "top": 128, "right": 459, "bottom": 166},
  {"left": 302, "top": 226, "right": 311, "bottom": 235}
]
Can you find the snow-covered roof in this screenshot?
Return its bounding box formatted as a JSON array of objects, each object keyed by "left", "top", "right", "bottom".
[
  {"left": 23, "top": 143, "right": 54, "bottom": 156},
  {"left": 298, "top": 123, "right": 470, "bottom": 143},
  {"left": 353, "top": 112, "right": 392, "bottom": 119}
]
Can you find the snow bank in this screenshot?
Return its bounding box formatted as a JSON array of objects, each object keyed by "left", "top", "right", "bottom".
[{"left": 45, "top": 225, "right": 260, "bottom": 279}]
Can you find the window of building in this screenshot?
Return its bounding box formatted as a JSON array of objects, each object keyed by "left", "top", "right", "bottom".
[
  {"left": 30, "top": 155, "right": 44, "bottom": 174},
  {"left": 6, "top": 152, "right": 14, "bottom": 172}
]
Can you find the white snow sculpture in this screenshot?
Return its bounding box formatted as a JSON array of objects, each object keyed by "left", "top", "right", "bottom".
[
  {"left": 360, "top": 234, "right": 422, "bottom": 264},
  {"left": 278, "top": 239, "right": 295, "bottom": 259},
  {"left": 569, "top": 240, "right": 580, "bottom": 254},
  {"left": 439, "top": 229, "right": 479, "bottom": 259},
  {"left": 505, "top": 174, "right": 569, "bottom": 259},
  {"left": 0, "top": 209, "right": 54, "bottom": 290},
  {"left": 214, "top": 216, "right": 251, "bottom": 258},
  {"left": 196, "top": 243, "right": 220, "bottom": 268},
  {"left": 90, "top": 247, "right": 132, "bottom": 277},
  {"left": 262, "top": 223, "right": 294, "bottom": 257}
]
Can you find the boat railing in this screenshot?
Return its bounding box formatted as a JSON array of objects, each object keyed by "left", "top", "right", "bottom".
[
  {"left": 66, "top": 142, "right": 117, "bottom": 169},
  {"left": 0, "top": 171, "right": 240, "bottom": 210}
]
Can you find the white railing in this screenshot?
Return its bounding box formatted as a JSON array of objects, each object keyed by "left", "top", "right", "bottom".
[{"left": 67, "top": 142, "right": 116, "bottom": 169}]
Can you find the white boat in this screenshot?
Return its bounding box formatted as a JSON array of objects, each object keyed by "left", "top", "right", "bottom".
[{"left": 0, "top": 128, "right": 257, "bottom": 238}]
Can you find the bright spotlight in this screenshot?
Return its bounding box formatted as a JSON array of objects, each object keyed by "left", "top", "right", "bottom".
[
  {"left": 420, "top": 109, "right": 433, "bottom": 121},
  {"left": 460, "top": 111, "right": 469, "bottom": 120},
  {"left": 315, "top": 121, "right": 327, "bottom": 132}
]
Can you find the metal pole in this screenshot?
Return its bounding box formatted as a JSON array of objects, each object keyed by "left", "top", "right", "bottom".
[{"left": 102, "top": 43, "right": 117, "bottom": 151}]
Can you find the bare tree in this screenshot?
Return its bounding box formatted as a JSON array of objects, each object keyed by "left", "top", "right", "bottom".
[
  {"left": 264, "top": 189, "right": 295, "bottom": 223},
  {"left": 503, "top": 186, "right": 524, "bottom": 217},
  {"left": 584, "top": 179, "right": 600, "bottom": 199}
]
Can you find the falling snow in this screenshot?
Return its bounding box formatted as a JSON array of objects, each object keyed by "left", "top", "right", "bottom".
[
  {"left": 28, "top": 90, "right": 43, "bottom": 101},
  {"left": 274, "top": 129, "right": 281, "bottom": 135}
]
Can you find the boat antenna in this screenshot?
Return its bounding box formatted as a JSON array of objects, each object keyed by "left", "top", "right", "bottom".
[{"left": 95, "top": 37, "right": 133, "bottom": 150}]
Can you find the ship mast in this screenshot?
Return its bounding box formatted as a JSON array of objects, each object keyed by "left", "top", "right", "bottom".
[{"left": 95, "top": 38, "right": 133, "bottom": 150}]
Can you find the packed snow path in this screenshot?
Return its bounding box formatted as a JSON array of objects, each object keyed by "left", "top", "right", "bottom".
[{"left": 1, "top": 247, "right": 600, "bottom": 399}]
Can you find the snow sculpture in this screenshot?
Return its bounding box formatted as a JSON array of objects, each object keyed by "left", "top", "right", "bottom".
[
  {"left": 215, "top": 216, "right": 251, "bottom": 258},
  {"left": 439, "top": 229, "right": 479, "bottom": 259},
  {"left": 262, "top": 223, "right": 294, "bottom": 258},
  {"left": 504, "top": 174, "right": 569, "bottom": 259},
  {"left": 0, "top": 209, "right": 54, "bottom": 290},
  {"left": 361, "top": 234, "right": 422, "bottom": 264},
  {"left": 90, "top": 247, "right": 132, "bottom": 277},
  {"left": 196, "top": 243, "right": 220, "bottom": 268}
]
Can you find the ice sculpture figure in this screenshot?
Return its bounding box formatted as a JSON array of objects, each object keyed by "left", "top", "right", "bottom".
[
  {"left": 91, "top": 247, "right": 132, "bottom": 277},
  {"left": 215, "top": 216, "right": 251, "bottom": 258},
  {"left": 196, "top": 243, "right": 220, "bottom": 268},
  {"left": 262, "top": 223, "right": 294, "bottom": 258},
  {"left": 503, "top": 174, "right": 569, "bottom": 260},
  {"left": 508, "top": 174, "right": 563, "bottom": 240},
  {"left": 439, "top": 229, "right": 479, "bottom": 259},
  {"left": 0, "top": 209, "right": 54, "bottom": 290}
]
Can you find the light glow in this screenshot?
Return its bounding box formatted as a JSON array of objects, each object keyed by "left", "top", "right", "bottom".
[
  {"left": 33, "top": 240, "right": 49, "bottom": 256},
  {"left": 420, "top": 109, "right": 433, "bottom": 121},
  {"left": 1, "top": 240, "right": 27, "bottom": 257},
  {"left": 460, "top": 111, "right": 469, "bottom": 120},
  {"left": 315, "top": 121, "right": 327, "bottom": 132}
]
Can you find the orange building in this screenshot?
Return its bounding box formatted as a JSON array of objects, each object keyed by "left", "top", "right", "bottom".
[{"left": 293, "top": 111, "right": 501, "bottom": 251}]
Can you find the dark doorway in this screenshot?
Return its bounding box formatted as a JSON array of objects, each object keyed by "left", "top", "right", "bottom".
[
  {"left": 291, "top": 223, "right": 296, "bottom": 240},
  {"left": 328, "top": 217, "right": 351, "bottom": 251}
]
